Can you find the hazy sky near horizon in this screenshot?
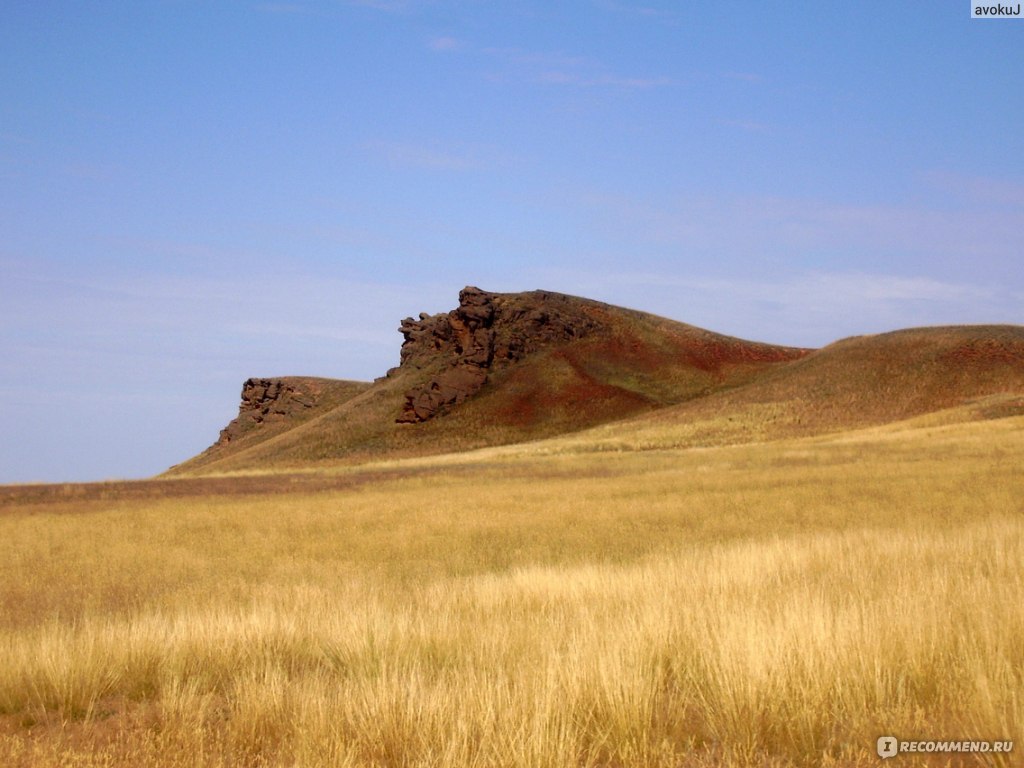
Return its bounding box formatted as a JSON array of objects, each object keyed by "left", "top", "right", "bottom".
[{"left": 2, "top": 1, "right": 1022, "bottom": 483}]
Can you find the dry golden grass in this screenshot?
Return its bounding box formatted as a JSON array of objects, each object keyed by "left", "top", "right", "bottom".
[{"left": 1, "top": 416, "right": 1022, "bottom": 766}]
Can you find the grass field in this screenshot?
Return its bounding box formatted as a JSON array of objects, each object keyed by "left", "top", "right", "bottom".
[{"left": 1, "top": 414, "right": 1021, "bottom": 766}]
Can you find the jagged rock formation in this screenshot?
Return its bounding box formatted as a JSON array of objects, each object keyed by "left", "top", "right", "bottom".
[
  {"left": 217, "top": 378, "right": 327, "bottom": 444},
  {"left": 393, "top": 286, "right": 600, "bottom": 422}
]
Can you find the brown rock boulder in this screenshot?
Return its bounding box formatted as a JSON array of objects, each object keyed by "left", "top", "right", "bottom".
[
  {"left": 217, "top": 377, "right": 318, "bottom": 444},
  {"left": 394, "top": 286, "right": 599, "bottom": 423}
]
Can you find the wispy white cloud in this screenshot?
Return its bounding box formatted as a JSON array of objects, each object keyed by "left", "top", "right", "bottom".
[
  {"left": 575, "top": 190, "right": 1024, "bottom": 263},
  {"left": 593, "top": 0, "right": 678, "bottom": 22},
  {"left": 93, "top": 236, "right": 257, "bottom": 264},
  {"left": 0, "top": 130, "right": 33, "bottom": 145},
  {"left": 0, "top": 264, "right": 450, "bottom": 382},
  {"left": 366, "top": 140, "right": 504, "bottom": 171},
  {"left": 612, "top": 271, "right": 995, "bottom": 307},
  {"left": 721, "top": 71, "right": 766, "bottom": 84},
  {"left": 432, "top": 41, "right": 672, "bottom": 90},
  {"left": 538, "top": 71, "right": 672, "bottom": 88},
  {"left": 428, "top": 35, "right": 461, "bottom": 51},
  {"left": 254, "top": 2, "right": 314, "bottom": 13},
  {"left": 256, "top": 0, "right": 415, "bottom": 13},
  {"left": 719, "top": 118, "right": 773, "bottom": 133},
  {"left": 62, "top": 161, "right": 125, "bottom": 182},
  {"left": 480, "top": 45, "right": 673, "bottom": 90},
  {"left": 481, "top": 46, "right": 592, "bottom": 70},
  {"left": 346, "top": 0, "right": 414, "bottom": 12},
  {"left": 923, "top": 171, "right": 1024, "bottom": 208},
  {"left": 527, "top": 266, "right": 1020, "bottom": 349}
]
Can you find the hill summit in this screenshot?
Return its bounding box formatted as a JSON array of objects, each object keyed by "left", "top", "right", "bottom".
[{"left": 167, "top": 286, "right": 1024, "bottom": 476}]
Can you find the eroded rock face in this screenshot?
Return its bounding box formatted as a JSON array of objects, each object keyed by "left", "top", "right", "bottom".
[
  {"left": 394, "top": 286, "right": 599, "bottom": 423},
  {"left": 217, "top": 378, "right": 316, "bottom": 444}
]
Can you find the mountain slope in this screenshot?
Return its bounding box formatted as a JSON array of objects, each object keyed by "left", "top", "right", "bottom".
[
  {"left": 168, "top": 287, "right": 809, "bottom": 475},
  {"left": 563, "top": 324, "right": 1024, "bottom": 451}
]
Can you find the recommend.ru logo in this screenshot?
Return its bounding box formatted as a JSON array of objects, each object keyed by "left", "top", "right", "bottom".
[{"left": 877, "top": 736, "right": 1014, "bottom": 759}]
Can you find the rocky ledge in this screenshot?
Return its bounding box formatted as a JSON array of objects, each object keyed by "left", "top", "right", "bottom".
[
  {"left": 393, "top": 286, "right": 600, "bottom": 423},
  {"left": 217, "top": 378, "right": 318, "bottom": 445}
]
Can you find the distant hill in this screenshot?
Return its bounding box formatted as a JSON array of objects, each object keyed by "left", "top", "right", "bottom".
[
  {"left": 168, "top": 288, "right": 1024, "bottom": 476},
  {"left": 167, "top": 287, "right": 809, "bottom": 475},
  {"left": 564, "top": 325, "right": 1024, "bottom": 451}
]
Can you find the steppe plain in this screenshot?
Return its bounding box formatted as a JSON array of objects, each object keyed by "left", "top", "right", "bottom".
[{"left": 2, "top": 289, "right": 1021, "bottom": 767}]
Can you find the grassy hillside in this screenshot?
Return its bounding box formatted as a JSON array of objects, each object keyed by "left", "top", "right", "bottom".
[
  {"left": 549, "top": 324, "right": 1024, "bottom": 452},
  {"left": 1, "top": 414, "right": 1021, "bottom": 767},
  {"left": 169, "top": 291, "right": 808, "bottom": 476},
  {"left": 169, "top": 285, "right": 1024, "bottom": 478}
]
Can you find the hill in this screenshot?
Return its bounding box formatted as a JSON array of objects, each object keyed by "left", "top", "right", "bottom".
[
  {"left": 550, "top": 324, "right": 1024, "bottom": 452},
  {"left": 168, "top": 286, "right": 809, "bottom": 475},
  {"left": 169, "top": 288, "right": 1024, "bottom": 476}
]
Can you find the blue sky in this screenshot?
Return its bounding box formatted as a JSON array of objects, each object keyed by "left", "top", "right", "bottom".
[{"left": 1, "top": 1, "right": 1022, "bottom": 483}]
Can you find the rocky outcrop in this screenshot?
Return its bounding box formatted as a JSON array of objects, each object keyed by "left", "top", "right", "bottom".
[
  {"left": 394, "top": 286, "right": 601, "bottom": 422},
  {"left": 217, "top": 378, "right": 317, "bottom": 445}
]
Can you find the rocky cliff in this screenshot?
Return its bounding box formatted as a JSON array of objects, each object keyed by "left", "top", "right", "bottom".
[
  {"left": 216, "top": 377, "right": 368, "bottom": 445},
  {"left": 392, "top": 286, "right": 602, "bottom": 422},
  {"left": 217, "top": 378, "right": 319, "bottom": 444}
]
